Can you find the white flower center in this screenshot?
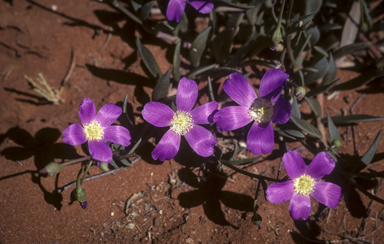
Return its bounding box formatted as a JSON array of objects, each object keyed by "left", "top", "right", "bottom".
[
  {"left": 83, "top": 121, "right": 104, "bottom": 141},
  {"left": 170, "top": 111, "right": 193, "bottom": 135},
  {"left": 248, "top": 98, "right": 274, "bottom": 123},
  {"left": 293, "top": 174, "right": 315, "bottom": 195}
]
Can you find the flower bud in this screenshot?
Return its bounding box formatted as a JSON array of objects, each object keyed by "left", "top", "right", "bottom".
[
  {"left": 99, "top": 162, "right": 109, "bottom": 172},
  {"left": 80, "top": 201, "right": 88, "bottom": 209},
  {"left": 71, "top": 187, "right": 87, "bottom": 209},
  {"left": 294, "top": 86, "right": 306, "bottom": 101},
  {"left": 40, "top": 162, "right": 62, "bottom": 176},
  {"left": 272, "top": 26, "right": 282, "bottom": 47},
  {"left": 332, "top": 139, "right": 341, "bottom": 149},
  {"left": 252, "top": 213, "right": 262, "bottom": 226}
]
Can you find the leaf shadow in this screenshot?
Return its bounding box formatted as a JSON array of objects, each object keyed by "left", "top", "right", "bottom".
[{"left": 0, "top": 126, "right": 81, "bottom": 210}]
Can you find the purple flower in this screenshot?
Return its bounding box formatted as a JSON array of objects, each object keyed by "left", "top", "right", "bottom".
[
  {"left": 266, "top": 151, "right": 342, "bottom": 220},
  {"left": 213, "top": 69, "right": 291, "bottom": 155},
  {"left": 62, "top": 98, "right": 131, "bottom": 163},
  {"left": 142, "top": 77, "right": 217, "bottom": 161},
  {"left": 166, "top": 0, "right": 213, "bottom": 22}
]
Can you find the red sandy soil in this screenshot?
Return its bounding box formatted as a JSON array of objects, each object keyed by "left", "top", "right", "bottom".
[{"left": 1, "top": 0, "right": 384, "bottom": 243}]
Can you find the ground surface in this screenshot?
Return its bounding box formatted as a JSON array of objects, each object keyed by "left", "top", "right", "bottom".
[{"left": 1, "top": 0, "right": 384, "bottom": 243}]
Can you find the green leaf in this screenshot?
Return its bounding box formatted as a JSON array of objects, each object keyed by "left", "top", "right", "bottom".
[
  {"left": 313, "top": 46, "right": 328, "bottom": 57},
  {"left": 214, "top": 0, "right": 254, "bottom": 10},
  {"left": 291, "top": 115, "right": 322, "bottom": 138},
  {"left": 321, "top": 53, "right": 337, "bottom": 85},
  {"left": 109, "top": 159, "right": 119, "bottom": 169},
  {"left": 275, "top": 127, "right": 296, "bottom": 140},
  {"left": 187, "top": 63, "right": 217, "bottom": 79},
  {"left": 241, "top": 59, "right": 277, "bottom": 69},
  {"left": 304, "top": 56, "right": 329, "bottom": 85},
  {"left": 304, "top": 97, "right": 322, "bottom": 117},
  {"left": 333, "top": 42, "right": 370, "bottom": 60},
  {"left": 291, "top": 96, "right": 300, "bottom": 118},
  {"left": 136, "top": 37, "right": 162, "bottom": 79},
  {"left": 327, "top": 113, "right": 340, "bottom": 151},
  {"left": 361, "top": 130, "right": 382, "bottom": 166},
  {"left": 306, "top": 78, "right": 341, "bottom": 97},
  {"left": 327, "top": 150, "right": 338, "bottom": 163},
  {"left": 332, "top": 70, "right": 384, "bottom": 91},
  {"left": 212, "top": 27, "right": 238, "bottom": 63},
  {"left": 189, "top": 27, "right": 211, "bottom": 67},
  {"left": 120, "top": 159, "right": 132, "bottom": 167},
  {"left": 140, "top": 1, "right": 154, "bottom": 20},
  {"left": 203, "top": 67, "right": 241, "bottom": 79},
  {"left": 173, "top": 40, "right": 181, "bottom": 81},
  {"left": 294, "top": 32, "right": 312, "bottom": 58},
  {"left": 226, "top": 12, "right": 244, "bottom": 29},
  {"left": 282, "top": 128, "right": 305, "bottom": 138},
  {"left": 123, "top": 95, "right": 129, "bottom": 114},
  {"left": 326, "top": 115, "right": 384, "bottom": 126},
  {"left": 152, "top": 69, "right": 171, "bottom": 101},
  {"left": 222, "top": 155, "right": 263, "bottom": 165}
]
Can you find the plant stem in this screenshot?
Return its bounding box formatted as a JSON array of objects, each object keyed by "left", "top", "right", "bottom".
[
  {"left": 61, "top": 156, "right": 92, "bottom": 168},
  {"left": 80, "top": 161, "right": 93, "bottom": 185}
]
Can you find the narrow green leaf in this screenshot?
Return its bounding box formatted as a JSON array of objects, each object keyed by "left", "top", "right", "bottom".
[
  {"left": 222, "top": 155, "right": 263, "bottom": 165},
  {"left": 326, "top": 115, "right": 384, "bottom": 126},
  {"left": 203, "top": 67, "right": 241, "bottom": 79},
  {"left": 291, "top": 115, "right": 322, "bottom": 138},
  {"left": 314, "top": 46, "right": 328, "bottom": 57},
  {"left": 189, "top": 27, "right": 211, "bottom": 67},
  {"left": 123, "top": 95, "right": 128, "bottom": 114},
  {"left": 214, "top": 0, "right": 254, "bottom": 10},
  {"left": 327, "top": 112, "right": 340, "bottom": 143},
  {"left": 128, "top": 138, "right": 142, "bottom": 154},
  {"left": 212, "top": 27, "right": 238, "bottom": 63},
  {"left": 332, "top": 70, "right": 384, "bottom": 91},
  {"left": 333, "top": 42, "right": 371, "bottom": 60},
  {"left": 361, "top": 130, "right": 382, "bottom": 166},
  {"left": 306, "top": 78, "right": 341, "bottom": 97},
  {"left": 136, "top": 37, "right": 162, "bottom": 79},
  {"left": 294, "top": 32, "right": 312, "bottom": 59},
  {"left": 173, "top": 40, "right": 181, "bottom": 81},
  {"left": 291, "top": 96, "right": 300, "bottom": 118},
  {"left": 327, "top": 150, "right": 338, "bottom": 163},
  {"left": 187, "top": 63, "right": 217, "bottom": 79},
  {"left": 140, "top": 1, "right": 154, "bottom": 20},
  {"left": 321, "top": 53, "right": 337, "bottom": 85},
  {"left": 305, "top": 97, "right": 322, "bottom": 117},
  {"left": 283, "top": 128, "right": 305, "bottom": 138},
  {"left": 304, "top": 56, "right": 329, "bottom": 85},
  {"left": 275, "top": 127, "right": 296, "bottom": 140},
  {"left": 241, "top": 59, "right": 276, "bottom": 69},
  {"left": 152, "top": 69, "right": 171, "bottom": 101},
  {"left": 120, "top": 159, "right": 132, "bottom": 166},
  {"left": 109, "top": 159, "right": 119, "bottom": 169},
  {"left": 226, "top": 12, "right": 244, "bottom": 29}
]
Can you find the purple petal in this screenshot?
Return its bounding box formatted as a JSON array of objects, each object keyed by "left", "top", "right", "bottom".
[
  {"left": 177, "top": 77, "right": 198, "bottom": 112},
  {"left": 103, "top": 126, "right": 131, "bottom": 147},
  {"left": 166, "top": 0, "right": 186, "bottom": 22},
  {"left": 80, "top": 201, "right": 88, "bottom": 209},
  {"left": 152, "top": 129, "right": 180, "bottom": 161},
  {"left": 142, "top": 102, "right": 174, "bottom": 127},
  {"left": 247, "top": 122, "right": 274, "bottom": 155},
  {"left": 62, "top": 123, "right": 87, "bottom": 145},
  {"left": 214, "top": 106, "right": 252, "bottom": 131},
  {"left": 88, "top": 140, "right": 113, "bottom": 163},
  {"left": 266, "top": 180, "right": 294, "bottom": 204},
  {"left": 184, "top": 124, "right": 216, "bottom": 157},
  {"left": 189, "top": 0, "right": 214, "bottom": 14},
  {"left": 305, "top": 151, "right": 336, "bottom": 180},
  {"left": 223, "top": 73, "right": 257, "bottom": 108},
  {"left": 259, "top": 69, "right": 289, "bottom": 103},
  {"left": 190, "top": 101, "right": 218, "bottom": 124},
  {"left": 311, "top": 182, "right": 341, "bottom": 208},
  {"left": 272, "top": 97, "right": 292, "bottom": 124},
  {"left": 94, "top": 103, "right": 122, "bottom": 127},
  {"left": 289, "top": 194, "right": 311, "bottom": 220},
  {"left": 283, "top": 150, "right": 306, "bottom": 180},
  {"left": 79, "top": 98, "right": 96, "bottom": 125}
]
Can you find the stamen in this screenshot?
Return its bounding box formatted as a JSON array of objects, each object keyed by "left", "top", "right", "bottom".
[
  {"left": 248, "top": 98, "right": 274, "bottom": 123},
  {"left": 170, "top": 111, "right": 193, "bottom": 135},
  {"left": 83, "top": 121, "right": 104, "bottom": 141},
  {"left": 293, "top": 174, "right": 315, "bottom": 195}
]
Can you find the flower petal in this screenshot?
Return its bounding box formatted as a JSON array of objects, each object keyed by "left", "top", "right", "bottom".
[
  {"left": 62, "top": 123, "right": 87, "bottom": 145},
  {"left": 177, "top": 77, "right": 198, "bottom": 112},
  {"left": 311, "top": 181, "right": 342, "bottom": 208},
  {"left": 190, "top": 101, "right": 218, "bottom": 124},
  {"left": 247, "top": 122, "right": 274, "bottom": 155},
  {"left": 94, "top": 103, "right": 122, "bottom": 127},
  {"left": 283, "top": 150, "right": 306, "bottom": 180},
  {"left": 266, "top": 180, "right": 294, "bottom": 204},
  {"left": 79, "top": 98, "right": 96, "bottom": 125},
  {"left": 189, "top": 0, "right": 214, "bottom": 14},
  {"left": 272, "top": 97, "right": 292, "bottom": 124},
  {"left": 184, "top": 124, "right": 216, "bottom": 157},
  {"left": 152, "top": 130, "right": 181, "bottom": 161},
  {"left": 289, "top": 194, "right": 311, "bottom": 220},
  {"left": 166, "top": 0, "right": 186, "bottom": 22},
  {"left": 305, "top": 151, "right": 336, "bottom": 180},
  {"left": 88, "top": 140, "right": 113, "bottom": 163},
  {"left": 103, "top": 126, "right": 131, "bottom": 147},
  {"left": 214, "top": 106, "right": 252, "bottom": 131},
  {"left": 223, "top": 73, "right": 257, "bottom": 108},
  {"left": 142, "top": 102, "right": 174, "bottom": 127},
  {"left": 259, "top": 69, "right": 289, "bottom": 103}
]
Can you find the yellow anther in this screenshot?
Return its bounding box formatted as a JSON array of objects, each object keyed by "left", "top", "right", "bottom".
[
  {"left": 293, "top": 174, "right": 315, "bottom": 195},
  {"left": 170, "top": 111, "right": 193, "bottom": 135},
  {"left": 83, "top": 121, "right": 104, "bottom": 141}
]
